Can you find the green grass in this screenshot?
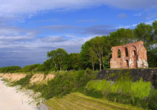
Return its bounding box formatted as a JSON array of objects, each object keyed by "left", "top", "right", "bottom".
[{"left": 45, "top": 92, "right": 144, "bottom": 110}]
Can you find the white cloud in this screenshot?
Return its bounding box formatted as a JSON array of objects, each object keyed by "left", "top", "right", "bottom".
[
  {"left": 0, "top": 0, "right": 157, "bottom": 18},
  {"left": 133, "top": 13, "right": 142, "bottom": 16},
  {"left": 145, "top": 20, "right": 154, "bottom": 24},
  {"left": 0, "top": 36, "right": 33, "bottom": 41},
  {"left": 40, "top": 36, "right": 67, "bottom": 42},
  {"left": 116, "top": 25, "right": 131, "bottom": 29},
  {"left": 0, "top": 26, "right": 94, "bottom": 67},
  {"left": 132, "top": 24, "right": 137, "bottom": 27}
]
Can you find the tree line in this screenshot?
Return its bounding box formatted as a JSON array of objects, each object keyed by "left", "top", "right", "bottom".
[{"left": 1, "top": 20, "right": 157, "bottom": 73}]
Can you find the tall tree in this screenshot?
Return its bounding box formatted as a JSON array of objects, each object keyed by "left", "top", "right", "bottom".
[
  {"left": 79, "top": 40, "right": 91, "bottom": 69},
  {"left": 109, "top": 28, "right": 134, "bottom": 46},
  {"left": 47, "top": 50, "right": 58, "bottom": 68},
  {"left": 133, "top": 23, "right": 154, "bottom": 50},
  {"left": 56, "top": 48, "right": 68, "bottom": 71},
  {"left": 69, "top": 53, "right": 80, "bottom": 70},
  {"left": 90, "top": 36, "right": 105, "bottom": 71},
  {"left": 88, "top": 47, "right": 97, "bottom": 71}
]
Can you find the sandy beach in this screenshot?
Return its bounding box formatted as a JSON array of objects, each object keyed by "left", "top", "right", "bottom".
[{"left": 0, "top": 78, "right": 41, "bottom": 110}]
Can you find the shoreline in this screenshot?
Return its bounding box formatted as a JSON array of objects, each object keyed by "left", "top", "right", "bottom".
[{"left": 0, "top": 78, "right": 48, "bottom": 110}]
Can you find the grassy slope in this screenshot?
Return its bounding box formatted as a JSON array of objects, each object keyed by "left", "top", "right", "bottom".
[{"left": 45, "top": 92, "right": 144, "bottom": 110}]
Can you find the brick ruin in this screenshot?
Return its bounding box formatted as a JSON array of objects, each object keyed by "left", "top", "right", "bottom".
[{"left": 110, "top": 41, "right": 148, "bottom": 69}]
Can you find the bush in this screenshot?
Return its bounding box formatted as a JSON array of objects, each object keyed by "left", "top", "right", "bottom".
[
  {"left": 84, "top": 89, "right": 104, "bottom": 98},
  {"left": 13, "top": 74, "right": 33, "bottom": 88},
  {"left": 85, "top": 68, "right": 93, "bottom": 75},
  {"left": 0, "top": 66, "right": 21, "bottom": 73},
  {"left": 86, "top": 79, "right": 111, "bottom": 95},
  {"left": 21, "top": 64, "right": 40, "bottom": 72},
  {"left": 39, "top": 70, "right": 97, "bottom": 100},
  {"left": 107, "top": 93, "right": 131, "bottom": 104},
  {"left": 130, "top": 78, "right": 151, "bottom": 104},
  {"left": 85, "top": 71, "right": 152, "bottom": 109},
  {"left": 148, "top": 89, "right": 157, "bottom": 110},
  {"left": 44, "top": 70, "right": 49, "bottom": 75}
]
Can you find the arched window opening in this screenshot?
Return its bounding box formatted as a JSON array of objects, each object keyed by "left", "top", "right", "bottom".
[
  {"left": 125, "top": 48, "right": 129, "bottom": 57},
  {"left": 118, "top": 49, "right": 121, "bottom": 58},
  {"left": 133, "top": 50, "right": 136, "bottom": 56},
  {"left": 126, "top": 60, "right": 129, "bottom": 68}
]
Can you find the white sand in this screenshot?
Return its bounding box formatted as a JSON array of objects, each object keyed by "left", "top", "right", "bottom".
[{"left": 0, "top": 78, "right": 38, "bottom": 110}]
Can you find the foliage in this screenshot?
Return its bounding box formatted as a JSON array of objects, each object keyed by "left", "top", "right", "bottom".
[
  {"left": 36, "top": 70, "right": 97, "bottom": 99},
  {"left": 85, "top": 71, "right": 152, "bottom": 109},
  {"left": 147, "top": 89, "right": 157, "bottom": 110},
  {"left": 0, "top": 66, "right": 21, "bottom": 73},
  {"left": 27, "top": 83, "right": 47, "bottom": 93},
  {"left": 130, "top": 78, "right": 151, "bottom": 102},
  {"left": 12, "top": 74, "right": 33, "bottom": 88},
  {"left": 86, "top": 79, "right": 111, "bottom": 95},
  {"left": 88, "top": 47, "right": 98, "bottom": 71},
  {"left": 20, "top": 64, "right": 40, "bottom": 72},
  {"left": 47, "top": 48, "right": 68, "bottom": 71},
  {"left": 79, "top": 40, "right": 91, "bottom": 69},
  {"left": 84, "top": 89, "right": 104, "bottom": 98}
]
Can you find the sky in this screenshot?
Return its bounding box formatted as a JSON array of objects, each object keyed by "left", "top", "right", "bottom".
[{"left": 0, "top": 0, "right": 157, "bottom": 68}]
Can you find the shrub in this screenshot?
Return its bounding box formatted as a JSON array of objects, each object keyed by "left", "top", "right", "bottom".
[
  {"left": 0, "top": 66, "right": 21, "bottom": 73},
  {"left": 107, "top": 93, "right": 132, "bottom": 104},
  {"left": 39, "top": 70, "right": 97, "bottom": 100},
  {"left": 85, "top": 68, "right": 93, "bottom": 75},
  {"left": 84, "top": 89, "right": 104, "bottom": 98},
  {"left": 148, "top": 89, "right": 157, "bottom": 110},
  {"left": 13, "top": 74, "right": 33, "bottom": 88},
  {"left": 130, "top": 78, "right": 151, "bottom": 104},
  {"left": 44, "top": 70, "right": 49, "bottom": 75},
  {"left": 86, "top": 79, "right": 111, "bottom": 95}
]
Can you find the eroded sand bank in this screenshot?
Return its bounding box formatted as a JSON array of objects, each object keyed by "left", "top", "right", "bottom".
[{"left": 0, "top": 78, "right": 40, "bottom": 110}]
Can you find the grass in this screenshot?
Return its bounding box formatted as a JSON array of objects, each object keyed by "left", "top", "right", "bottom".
[{"left": 45, "top": 92, "right": 144, "bottom": 110}]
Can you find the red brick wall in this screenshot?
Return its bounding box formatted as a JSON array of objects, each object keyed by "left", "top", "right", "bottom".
[{"left": 110, "top": 41, "right": 148, "bottom": 69}]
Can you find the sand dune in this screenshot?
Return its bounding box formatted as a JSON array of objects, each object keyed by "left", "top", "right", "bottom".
[{"left": 0, "top": 78, "right": 38, "bottom": 110}]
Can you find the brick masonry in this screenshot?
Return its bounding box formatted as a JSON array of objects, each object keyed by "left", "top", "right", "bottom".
[{"left": 110, "top": 41, "right": 148, "bottom": 69}]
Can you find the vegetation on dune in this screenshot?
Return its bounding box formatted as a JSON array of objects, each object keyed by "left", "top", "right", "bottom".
[
  {"left": 0, "top": 66, "right": 21, "bottom": 73},
  {"left": 12, "top": 74, "right": 33, "bottom": 88},
  {"left": 5, "top": 69, "right": 157, "bottom": 109}
]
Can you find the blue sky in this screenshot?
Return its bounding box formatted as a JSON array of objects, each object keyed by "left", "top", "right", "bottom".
[{"left": 0, "top": 0, "right": 157, "bottom": 67}]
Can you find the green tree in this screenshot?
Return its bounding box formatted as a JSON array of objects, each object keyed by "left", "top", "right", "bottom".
[
  {"left": 56, "top": 48, "right": 68, "bottom": 71},
  {"left": 70, "top": 53, "right": 80, "bottom": 70},
  {"left": 79, "top": 40, "right": 91, "bottom": 69},
  {"left": 133, "top": 23, "right": 154, "bottom": 50},
  {"left": 153, "top": 20, "right": 157, "bottom": 36},
  {"left": 90, "top": 36, "right": 105, "bottom": 71},
  {"left": 88, "top": 47, "right": 97, "bottom": 71},
  {"left": 47, "top": 50, "right": 58, "bottom": 68},
  {"left": 109, "top": 28, "right": 134, "bottom": 46}
]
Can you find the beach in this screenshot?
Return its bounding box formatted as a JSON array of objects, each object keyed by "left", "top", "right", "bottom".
[{"left": 0, "top": 78, "right": 39, "bottom": 110}]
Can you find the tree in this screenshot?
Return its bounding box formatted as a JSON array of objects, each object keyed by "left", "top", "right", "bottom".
[
  {"left": 90, "top": 36, "right": 105, "bottom": 71},
  {"left": 79, "top": 40, "right": 91, "bottom": 69},
  {"left": 133, "top": 23, "right": 154, "bottom": 50},
  {"left": 68, "top": 53, "right": 80, "bottom": 70},
  {"left": 47, "top": 50, "right": 58, "bottom": 68},
  {"left": 109, "top": 28, "right": 134, "bottom": 46},
  {"left": 56, "top": 48, "right": 68, "bottom": 71},
  {"left": 88, "top": 47, "right": 97, "bottom": 71},
  {"left": 153, "top": 20, "right": 157, "bottom": 36}
]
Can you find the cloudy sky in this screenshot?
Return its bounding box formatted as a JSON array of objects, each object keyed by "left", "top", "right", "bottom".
[{"left": 0, "top": 0, "right": 157, "bottom": 67}]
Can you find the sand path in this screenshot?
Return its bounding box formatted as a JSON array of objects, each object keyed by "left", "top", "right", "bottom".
[{"left": 0, "top": 78, "right": 38, "bottom": 110}]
